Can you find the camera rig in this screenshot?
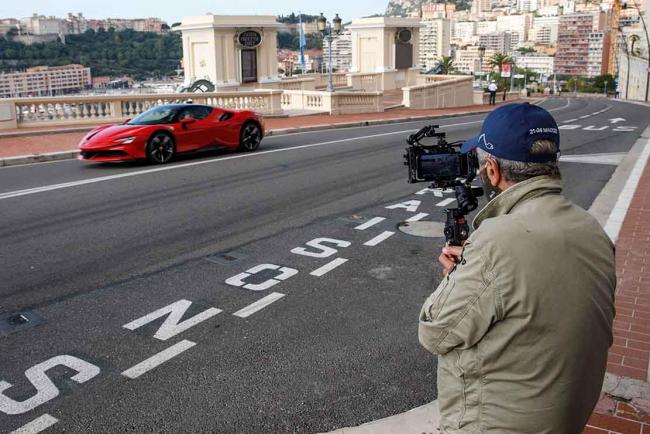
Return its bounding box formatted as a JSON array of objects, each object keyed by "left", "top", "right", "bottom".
[{"left": 403, "top": 125, "right": 483, "bottom": 246}]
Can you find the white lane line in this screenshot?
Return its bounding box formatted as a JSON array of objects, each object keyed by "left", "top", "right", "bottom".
[
  {"left": 11, "top": 415, "right": 59, "bottom": 434},
  {"left": 354, "top": 217, "right": 386, "bottom": 230},
  {"left": 436, "top": 198, "right": 456, "bottom": 207},
  {"left": 233, "top": 292, "right": 285, "bottom": 318},
  {"left": 310, "top": 258, "right": 348, "bottom": 277},
  {"left": 564, "top": 118, "right": 578, "bottom": 123},
  {"left": 579, "top": 115, "right": 590, "bottom": 119},
  {"left": 364, "top": 231, "right": 395, "bottom": 246},
  {"left": 121, "top": 340, "right": 195, "bottom": 379},
  {"left": 560, "top": 152, "right": 626, "bottom": 165},
  {"left": 406, "top": 212, "right": 429, "bottom": 222}
]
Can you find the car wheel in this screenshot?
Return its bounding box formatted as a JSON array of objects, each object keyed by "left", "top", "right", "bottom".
[
  {"left": 146, "top": 132, "right": 175, "bottom": 164},
  {"left": 239, "top": 122, "right": 262, "bottom": 152}
]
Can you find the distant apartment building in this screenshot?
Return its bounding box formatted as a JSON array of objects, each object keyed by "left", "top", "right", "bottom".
[
  {"left": 419, "top": 18, "right": 451, "bottom": 70},
  {"left": 477, "top": 20, "right": 498, "bottom": 35},
  {"left": 0, "top": 64, "right": 91, "bottom": 98},
  {"left": 453, "top": 21, "right": 477, "bottom": 41},
  {"left": 323, "top": 31, "right": 352, "bottom": 71},
  {"left": 555, "top": 12, "right": 610, "bottom": 76},
  {"left": 19, "top": 15, "right": 63, "bottom": 35},
  {"left": 517, "top": 0, "right": 539, "bottom": 13},
  {"left": 496, "top": 14, "right": 532, "bottom": 43},
  {"left": 479, "top": 31, "right": 514, "bottom": 54},
  {"left": 454, "top": 46, "right": 496, "bottom": 74},
  {"left": 15, "top": 13, "right": 167, "bottom": 35},
  {"left": 422, "top": 3, "right": 456, "bottom": 19},
  {"left": 531, "top": 16, "right": 560, "bottom": 45},
  {"left": 512, "top": 53, "right": 555, "bottom": 75}
]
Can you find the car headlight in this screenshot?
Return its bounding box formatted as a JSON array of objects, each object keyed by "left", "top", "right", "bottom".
[{"left": 114, "top": 136, "right": 136, "bottom": 144}]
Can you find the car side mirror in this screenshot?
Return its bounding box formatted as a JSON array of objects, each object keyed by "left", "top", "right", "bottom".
[
  {"left": 123, "top": 118, "right": 131, "bottom": 124},
  {"left": 181, "top": 118, "right": 196, "bottom": 128}
]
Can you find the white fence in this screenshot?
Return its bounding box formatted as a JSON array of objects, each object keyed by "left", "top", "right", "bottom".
[
  {"left": 402, "top": 76, "right": 474, "bottom": 109},
  {"left": 281, "top": 90, "right": 383, "bottom": 115},
  {"left": 0, "top": 90, "right": 283, "bottom": 130}
]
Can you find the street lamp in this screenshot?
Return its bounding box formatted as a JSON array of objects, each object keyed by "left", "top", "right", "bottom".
[
  {"left": 318, "top": 13, "right": 342, "bottom": 92},
  {"left": 478, "top": 45, "right": 486, "bottom": 89}
]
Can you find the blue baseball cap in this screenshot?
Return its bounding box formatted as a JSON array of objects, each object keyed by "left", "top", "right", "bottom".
[{"left": 460, "top": 103, "right": 560, "bottom": 163}]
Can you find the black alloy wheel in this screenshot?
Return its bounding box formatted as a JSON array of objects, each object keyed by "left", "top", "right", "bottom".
[
  {"left": 239, "top": 123, "right": 262, "bottom": 152},
  {"left": 146, "top": 132, "right": 175, "bottom": 164}
]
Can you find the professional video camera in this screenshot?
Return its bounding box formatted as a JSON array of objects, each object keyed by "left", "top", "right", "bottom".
[{"left": 403, "top": 125, "right": 483, "bottom": 246}]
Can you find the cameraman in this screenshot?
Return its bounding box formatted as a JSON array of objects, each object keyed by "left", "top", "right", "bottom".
[{"left": 418, "top": 103, "right": 616, "bottom": 433}]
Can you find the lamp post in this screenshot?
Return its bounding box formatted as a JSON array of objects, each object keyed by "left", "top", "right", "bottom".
[
  {"left": 317, "top": 13, "right": 342, "bottom": 93},
  {"left": 509, "top": 59, "right": 515, "bottom": 92},
  {"left": 478, "top": 45, "right": 486, "bottom": 89}
]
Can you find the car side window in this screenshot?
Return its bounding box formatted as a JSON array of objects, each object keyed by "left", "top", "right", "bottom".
[
  {"left": 188, "top": 106, "right": 212, "bottom": 120},
  {"left": 219, "top": 112, "right": 234, "bottom": 122}
]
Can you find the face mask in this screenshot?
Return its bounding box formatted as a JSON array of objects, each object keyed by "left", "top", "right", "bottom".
[{"left": 479, "top": 161, "right": 502, "bottom": 201}]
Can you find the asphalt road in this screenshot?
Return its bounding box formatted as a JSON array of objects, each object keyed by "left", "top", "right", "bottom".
[{"left": 0, "top": 97, "right": 648, "bottom": 433}]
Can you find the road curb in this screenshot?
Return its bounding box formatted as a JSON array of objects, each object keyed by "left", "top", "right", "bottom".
[{"left": 1, "top": 101, "right": 544, "bottom": 168}]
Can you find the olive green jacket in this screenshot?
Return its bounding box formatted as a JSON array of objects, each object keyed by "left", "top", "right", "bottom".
[{"left": 419, "top": 176, "right": 616, "bottom": 433}]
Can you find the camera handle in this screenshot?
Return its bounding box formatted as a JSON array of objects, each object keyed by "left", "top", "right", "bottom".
[{"left": 440, "top": 185, "right": 484, "bottom": 246}]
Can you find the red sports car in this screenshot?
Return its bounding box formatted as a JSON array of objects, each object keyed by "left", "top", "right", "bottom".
[{"left": 78, "top": 104, "right": 265, "bottom": 164}]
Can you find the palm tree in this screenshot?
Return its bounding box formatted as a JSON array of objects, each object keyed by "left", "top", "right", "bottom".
[
  {"left": 487, "top": 52, "right": 512, "bottom": 77},
  {"left": 433, "top": 56, "right": 456, "bottom": 75}
]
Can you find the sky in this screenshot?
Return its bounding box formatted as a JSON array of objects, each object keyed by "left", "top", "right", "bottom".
[{"left": 3, "top": 0, "right": 385, "bottom": 24}]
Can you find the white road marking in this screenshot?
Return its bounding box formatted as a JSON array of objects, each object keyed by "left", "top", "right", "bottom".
[
  {"left": 559, "top": 124, "right": 582, "bottom": 130},
  {"left": 560, "top": 152, "right": 626, "bottom": 165},
  {"left": 583, "top": 125, "right": 608, "bottom": 131},
  {"left": 354, "top": 217, "right": 386, "bottom": 230},
  {"left": 386, "top": 200, "right": 421, "bottom": 212},
  {"left": 564, "top": 118, "right": 578, "bottom": 123},
  {"left": 436, "top": 198, "right": 456, "bottom": 207},
  {"left": 232, "top": 292, "right": 286, "bottom": 318},
  {"left": 225, "top": 264, "right": 298, "bottom": 291},
  {"left": 291, "top": 237, "right": 351, "bottom": 258},
  {"left": 310, "top": 258, "right": 349, "bottom": 277},
  {"left": 364, "top": 231, "right": 395, "bottom": 246},
  {"left": 579, "top": 115, "right": 590, "bottom": 119},
  {"left": 123, "top": 300, "right": 222, "bottom": 341},
  {"left": 614, "top": 126, "right": 638, "bottom": 132},
  {"left": 609, "top": 117, "right": 625, "bottom": 123},
  {"left": 0, "top": 99, "right": 573, "bottom": 200},
  {"left": 406, "top": 212, "right": 429, "bottom": 222},
  {"left": 121, "top": 340, "right": 196, "bottom": 379},
  {"left": 10, "top": 414, "right": 59, "bottom": 434}
]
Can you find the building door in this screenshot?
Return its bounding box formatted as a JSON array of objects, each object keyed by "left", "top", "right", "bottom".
[{"left": 241, "top": 49, "right": 257, "bottom": 83}]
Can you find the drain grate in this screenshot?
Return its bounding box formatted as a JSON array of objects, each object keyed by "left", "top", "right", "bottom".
[
  {"left": 0, "top": 310, "right": 45, "bottom": 337},
  {"left": 205, "top": 250, "right": 248, "bottom": 265}
]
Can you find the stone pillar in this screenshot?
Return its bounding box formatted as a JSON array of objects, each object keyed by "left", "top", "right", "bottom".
[{"left": 0, "top": 100, "right": 18, "bottom": 130}]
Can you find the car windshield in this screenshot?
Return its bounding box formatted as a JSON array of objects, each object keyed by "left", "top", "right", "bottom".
[{"left": 127, "top": 106, "right": 179, "bottom": 125}]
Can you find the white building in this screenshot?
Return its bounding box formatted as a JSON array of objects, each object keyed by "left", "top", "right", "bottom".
[
  {"left": 531, "top": 16, "right": 559, "bottom": 45},
  {"left": 587, "top": 32, "right": 608, "bottom": 77},
  {"left": 454, "top": 46, "right": 496, "bottom": 74},
  {"left": 479, "top": 31, "right": 514, "bottom": 54},
  {"left": 496, "top": 14, "right": 532, "bottom": 41},
  {"left": 19, "top": 15, "right": 63, "bottom": 35},
  {"left": 0, "top": 64, "right": 91, "bottom": 98},
  {"left": 323, "top": 30, "right": 352, "bottom": 72},
  {"left": 512, "top": 53, "right": 555, "bottom": 75},
  {"left": 477, "top": 20, "right": 499, "bottom": 35},
  {"left": 453, "top": 21, "right": 477, "bottom": 41},
  {"left": 419, "top": 18, "right": 451, "bottom": 70},
  {"left": 517, "top": 0, "right": 539, "bottom": 13}
]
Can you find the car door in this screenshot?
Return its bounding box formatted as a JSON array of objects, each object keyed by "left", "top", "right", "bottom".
[
  {"left": 174, "top": 106, "right": 214, "bottom": 152},
  {"left": 212, "top": 110, "right": 241, "bottom": 147}
]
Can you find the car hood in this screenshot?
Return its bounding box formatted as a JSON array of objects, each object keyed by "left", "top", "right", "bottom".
[{"left": 86, "top": 124, "right": 156, "bottom": 141}]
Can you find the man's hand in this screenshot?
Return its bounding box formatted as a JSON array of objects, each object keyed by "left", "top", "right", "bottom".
[{"left": 439, "top": 245, "right": 464, "bottom": 276}]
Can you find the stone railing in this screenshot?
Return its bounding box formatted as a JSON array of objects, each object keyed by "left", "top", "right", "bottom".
[
  {"left": 256, "top": 78, "right": 317, "bottom": 91},
  {"left": 294, "top": 73, "right": 349, "bottom": 89},
  {"left": 347, "top": 68, "right": 420, "bottom": 92},
  {"left": 281, "top": 90, "right": 383, "bottom": 115},
  {"left": 0, "top": 90, "right": 283, "bottom": 130},
  {"left": 347, "top": 73, "right": 382, "bottom": 92},
  {"left": 402, "top": 76, "right": 474, "bottom": 109}
]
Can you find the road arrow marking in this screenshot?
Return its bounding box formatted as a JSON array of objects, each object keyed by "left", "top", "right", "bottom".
[{"left": 609, "top": 118, "right": 626, "bottom": 124}]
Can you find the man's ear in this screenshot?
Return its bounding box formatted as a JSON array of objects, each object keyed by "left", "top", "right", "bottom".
[{"left": 486, "top": 158, "right": 501, "bottom": 187}]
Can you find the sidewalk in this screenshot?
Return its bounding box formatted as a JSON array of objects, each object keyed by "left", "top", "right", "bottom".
[{"left": 0, "top": 102, "right": 513, "bottom": 162}]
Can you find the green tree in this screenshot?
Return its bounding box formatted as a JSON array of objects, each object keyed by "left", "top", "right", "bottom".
[{"left": 433, "top": 56, "right": 456, "bottom": 74}]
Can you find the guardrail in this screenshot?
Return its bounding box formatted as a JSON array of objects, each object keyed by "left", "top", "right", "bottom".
[
  {"left": 402, "top": 76, "right": 474, "bottom": 109},
  {"left": 0, "top": 90, "right": 284, "bottom": 130}
]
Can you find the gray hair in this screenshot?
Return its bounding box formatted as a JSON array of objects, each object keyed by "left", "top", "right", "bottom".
[{"left": 477, "top": 140, "right": 561, "bottom": 183}]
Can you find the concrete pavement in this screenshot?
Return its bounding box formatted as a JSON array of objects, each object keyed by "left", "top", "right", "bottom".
[{"left": 1, "top": 97, "right": 648, "bottom": 433}]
